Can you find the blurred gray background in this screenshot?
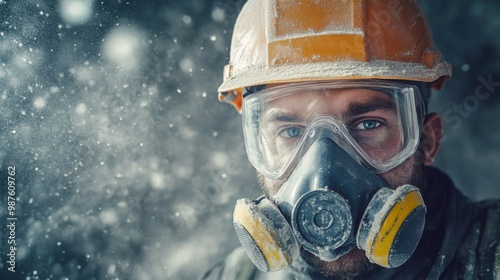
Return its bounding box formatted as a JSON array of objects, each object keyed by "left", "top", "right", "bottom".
[{"left": 0, "top": 0, "right": 499, "bottom": 279}]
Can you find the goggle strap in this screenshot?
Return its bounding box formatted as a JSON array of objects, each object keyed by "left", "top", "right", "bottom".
[{"left": 243, "top": 85, "right": 266, "bottom": 98}]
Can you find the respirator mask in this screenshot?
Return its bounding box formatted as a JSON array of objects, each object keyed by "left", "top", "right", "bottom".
[{"left": 233, "top": 81, "right": 427, "bottom": 272}]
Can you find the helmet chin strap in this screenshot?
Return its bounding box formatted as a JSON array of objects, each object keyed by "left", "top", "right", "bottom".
[{"left": 233, "top": 138, "right": 426, "bottom": 272}]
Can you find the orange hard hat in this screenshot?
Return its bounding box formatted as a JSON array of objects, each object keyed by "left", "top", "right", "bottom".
[{"left": 218, "top": 0, "right": 452, "bottom": 112}]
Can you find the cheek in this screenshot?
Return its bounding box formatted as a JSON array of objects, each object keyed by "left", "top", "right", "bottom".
[
  {"left": 258, "top": 173, "right": 283, "bottom": 197},
  {"left": 379, "top": 152, "right": 425, "bottom": 190}
]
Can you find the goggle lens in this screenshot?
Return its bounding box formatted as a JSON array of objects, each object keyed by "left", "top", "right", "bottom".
[{"left": 243, "top": 81, "right": 424, "bottom": 180}]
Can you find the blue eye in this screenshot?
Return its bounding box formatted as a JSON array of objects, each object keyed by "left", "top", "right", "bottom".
[
  {"left": 279, "top": 127, "right": 303, "bottom": 138},
  {"left": 354, "top": 120, "right": 381, "bottom": 130}
]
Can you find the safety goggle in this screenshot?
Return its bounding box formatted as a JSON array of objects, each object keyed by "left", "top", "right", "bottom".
[{"left": 242, "top": 80, "right": 425, "bottom": 181}]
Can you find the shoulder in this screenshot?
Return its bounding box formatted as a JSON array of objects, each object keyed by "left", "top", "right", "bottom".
[
  {"left": 442, "top": 199, "right": 500, "bottom": 279},
  {"left": 199, "top": 247, "right": 259, "bottom": 280}
]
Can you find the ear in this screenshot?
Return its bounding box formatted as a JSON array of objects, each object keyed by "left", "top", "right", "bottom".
[{"left": 421, "top": 113, "right": 443, "bottom": 166}]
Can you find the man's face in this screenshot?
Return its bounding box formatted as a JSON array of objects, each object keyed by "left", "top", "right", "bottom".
[{"left": 254, "top": 86, "right": 428, "bottom": 278}]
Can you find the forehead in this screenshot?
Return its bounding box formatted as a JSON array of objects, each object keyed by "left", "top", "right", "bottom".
[{"left": 264, "top": 86, "right": 393, "bottom": 116}]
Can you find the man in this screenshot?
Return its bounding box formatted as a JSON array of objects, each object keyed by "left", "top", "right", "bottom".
[{"left": 201, "top": 0, "right": 500, "bottom": 279}]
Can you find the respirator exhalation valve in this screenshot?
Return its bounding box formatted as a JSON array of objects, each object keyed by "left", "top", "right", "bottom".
[{"left": 291, "top": 189, "right": 352, "bottom": 258}]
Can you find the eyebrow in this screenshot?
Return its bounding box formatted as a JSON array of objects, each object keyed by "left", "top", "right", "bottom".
[
  {"left": 342, "top": 98, "right": 396, "bottom": 120},
  {"left": 261, "top": 98, "right": 395, "bottom": 124},
  {"left": 261, "top": 109, "right": 301, "bottom": 124}
]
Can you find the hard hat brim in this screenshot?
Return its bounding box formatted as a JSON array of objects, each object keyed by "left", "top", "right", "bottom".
[{"left": 218, "top": 59, "right": 451, "bottom": 94}]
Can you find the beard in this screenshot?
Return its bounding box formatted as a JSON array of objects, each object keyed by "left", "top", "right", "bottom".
[{"left": 257, "top": 147, "right": 427, "bottom": 279}]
